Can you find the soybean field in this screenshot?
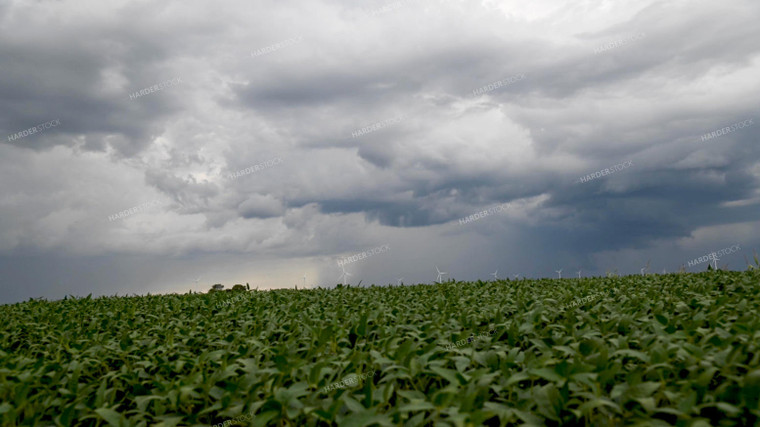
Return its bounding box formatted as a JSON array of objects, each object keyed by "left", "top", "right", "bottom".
[{"left": 2, "top": 270, "right": 760, "bottom": 426}]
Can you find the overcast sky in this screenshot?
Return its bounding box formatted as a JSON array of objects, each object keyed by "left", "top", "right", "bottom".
[{"left": 1, "top": 0, "right": 759, "bottom": 304}]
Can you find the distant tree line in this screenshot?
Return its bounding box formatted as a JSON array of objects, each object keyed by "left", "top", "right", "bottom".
[{"left": 208, "top": 283, "right": 249, "bottom": 293}]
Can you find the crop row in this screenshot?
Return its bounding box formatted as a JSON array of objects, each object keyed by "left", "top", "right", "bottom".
[{"left": 1, "top": 270, "right": 759, "bottom": 425}]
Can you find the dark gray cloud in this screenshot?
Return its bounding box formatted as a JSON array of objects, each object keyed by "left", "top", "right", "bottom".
[{"left": 1, "top": 0, "right": 759, "bottom": 304}]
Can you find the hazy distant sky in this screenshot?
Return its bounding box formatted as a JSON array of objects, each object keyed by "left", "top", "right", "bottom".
[{"left": 1, "top": 0, "right": 759, "bottom": 303}]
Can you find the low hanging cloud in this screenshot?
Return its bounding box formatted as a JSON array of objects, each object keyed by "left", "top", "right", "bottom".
[{"left": 1, "top": 0, "right": 759, "bottom": 303}]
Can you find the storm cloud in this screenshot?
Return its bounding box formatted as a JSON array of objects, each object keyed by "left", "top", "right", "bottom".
[{"left": 1, "top": 0, "right": 759, "bottom": 303}]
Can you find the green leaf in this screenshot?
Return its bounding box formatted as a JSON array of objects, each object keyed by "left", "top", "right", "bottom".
[
  {"left": 530, "top": 367, "right": 564, "bottom": 383},
  {"left": 340, "top": 395, "right": 366, "bottom": 413},
  {"left": 135, "top": 395, "right": 164, "bottom": 413},
  {"left": 429, "top": 366, "right": 465, "bottom": 386},
  {"left": 94, "top": 408, "right": 124, "bottom": 427},
  {"left": 613, "top": 349, "right": 649, "bottom": 362},
  {"left": 398, "top": 401, "right": 436, "bottom": 412},
  {"left": 533, "top": 384, "right": 562, "bottom": 421}
]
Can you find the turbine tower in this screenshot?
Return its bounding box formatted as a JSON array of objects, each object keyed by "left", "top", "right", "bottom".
[
  {"left": 435, "top": 266, "right": 448, "bottom": 283},
  {"left": 338, "top": 265, "right": 352, "bottom": 284}
]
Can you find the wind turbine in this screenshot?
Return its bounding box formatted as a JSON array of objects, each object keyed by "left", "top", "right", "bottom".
[
  {"left": 338, "top": 265, "right": 352, "bottom": 283},
  {"left": 396, "top": 277, "right": 404, "bottom": 285},
  {"left": 555, "top": 269, "right": 562, "bottom": 279},
  {"left": 435, "top": 266, "right": 448, "bottom": 283},
  {"left": 303, "top": 274, "right": 306, "bottom": 288},
  {"left": 491, "top": 270, "right": 498, "bottom": 280},
  {"left": 193, "top": 276, "right": 201, "bottom": 286},
  {"left": 641, "top": 260, "right": 650, "bottom": 276},
  {"left": 513, "top": 274, "right": 519, "bottom": 280},
  {"left": 711, "top": 255, "right": 720, "bottom": 270},
  {"left": 576, "top": 269, "right": 582, "bottom": 279}
]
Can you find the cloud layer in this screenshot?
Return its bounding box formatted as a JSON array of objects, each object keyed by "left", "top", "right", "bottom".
[{"left": 1, "top": 0, "right": 759, "bottom": 303}]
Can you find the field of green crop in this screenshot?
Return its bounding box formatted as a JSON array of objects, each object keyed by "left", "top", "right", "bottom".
[{"left": 2, "top": 270, "right": 760, "bottom": 426}]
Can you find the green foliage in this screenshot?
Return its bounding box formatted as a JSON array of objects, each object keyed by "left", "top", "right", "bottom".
[{"left": 2, "top": 270, "right": 760, "bottom": 425}]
